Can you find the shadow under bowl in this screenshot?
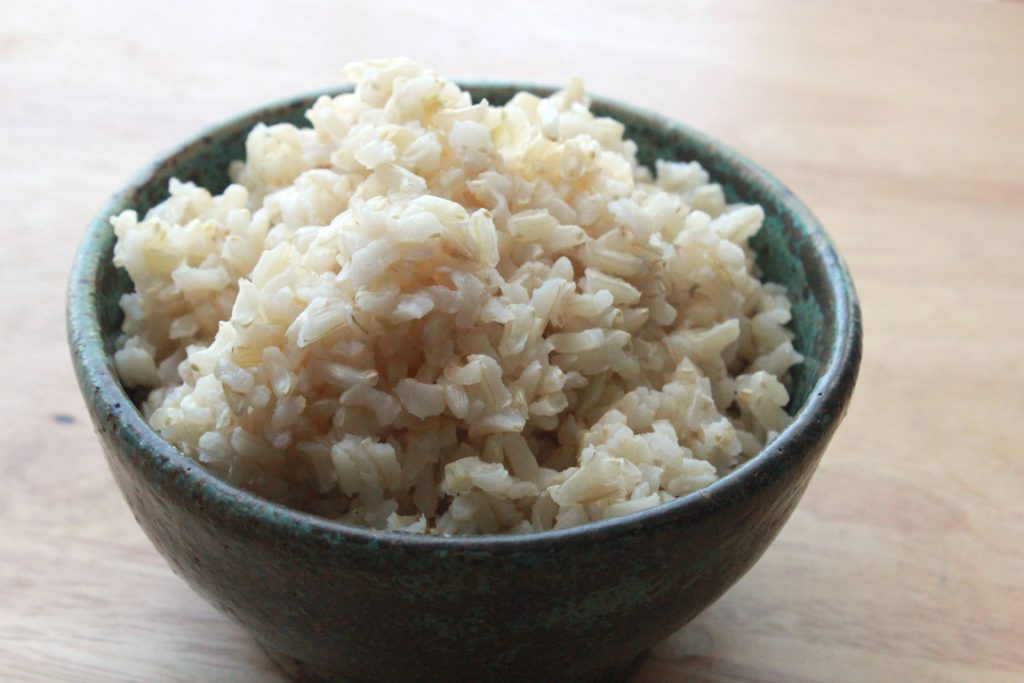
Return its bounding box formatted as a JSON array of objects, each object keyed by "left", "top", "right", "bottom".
[{"left": 68, "top": 83, "right": 862, "bottom": 683}]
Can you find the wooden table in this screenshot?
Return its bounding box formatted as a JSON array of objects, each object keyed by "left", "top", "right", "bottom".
[{"left": 3, "top": 1, "right": 1022, "bottom": 681}]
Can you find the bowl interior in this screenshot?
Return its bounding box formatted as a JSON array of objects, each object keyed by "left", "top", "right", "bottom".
[{"left": 93, "top": 84, "right": 839, "bottom": 423}]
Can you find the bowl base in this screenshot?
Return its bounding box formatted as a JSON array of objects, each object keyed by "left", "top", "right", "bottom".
[{"left": 260, "top": 641, "right": 646, "bottom": 683}]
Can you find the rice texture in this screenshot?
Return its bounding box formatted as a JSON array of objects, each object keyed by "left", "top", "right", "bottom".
[{"left": 112, "top": 58, "right": 803, "bottom": 534}]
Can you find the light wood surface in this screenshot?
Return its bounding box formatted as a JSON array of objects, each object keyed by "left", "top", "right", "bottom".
[{"left": 2, "top": 1, "right": 1023, "bottom": 681}]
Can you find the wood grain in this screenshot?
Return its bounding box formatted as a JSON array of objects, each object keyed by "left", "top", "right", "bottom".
[{"left": 2, "top": 1, "right": 1022, "bottom": 681}]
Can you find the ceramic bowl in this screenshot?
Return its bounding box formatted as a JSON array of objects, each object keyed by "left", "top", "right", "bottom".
[{"left": 68, "top": 83, "right": 861, "bottom": 683}]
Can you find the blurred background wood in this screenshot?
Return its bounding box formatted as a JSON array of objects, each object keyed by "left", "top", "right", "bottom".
[{"left": 1, "top": 0, "right": 1022, "bottom": 681}]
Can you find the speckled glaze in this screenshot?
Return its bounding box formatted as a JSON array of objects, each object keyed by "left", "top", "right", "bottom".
[{"left": 67, "top": 84, "right": 862, "bottom": 683}]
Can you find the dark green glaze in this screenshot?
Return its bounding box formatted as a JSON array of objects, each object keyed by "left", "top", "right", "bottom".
[{"left": 67, "top": 84, "right": 862, "bottom": 683}]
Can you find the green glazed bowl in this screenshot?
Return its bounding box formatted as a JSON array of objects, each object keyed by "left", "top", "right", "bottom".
[{"left": 68, "top": 84, "right": 862, "bottom": 683}]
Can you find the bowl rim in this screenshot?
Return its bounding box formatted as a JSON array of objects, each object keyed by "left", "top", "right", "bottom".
[{"left": 68, "top": 82, "right": 862, "bottom": 552}]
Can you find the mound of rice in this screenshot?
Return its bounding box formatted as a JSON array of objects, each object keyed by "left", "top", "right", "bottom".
[{"left": 112, "top": 58, "right": 802, "bottom": 535}]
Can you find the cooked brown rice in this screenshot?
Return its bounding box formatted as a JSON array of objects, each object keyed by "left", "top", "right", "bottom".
[{"left": 112, "top": 58, "right": 802, "bottom": 534}]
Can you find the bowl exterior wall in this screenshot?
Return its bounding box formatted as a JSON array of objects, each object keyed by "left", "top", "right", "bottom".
[{"left": 89, "top": 405, "right": 833, "bottom": 683}]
